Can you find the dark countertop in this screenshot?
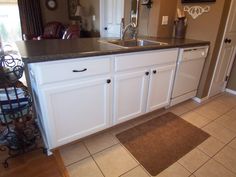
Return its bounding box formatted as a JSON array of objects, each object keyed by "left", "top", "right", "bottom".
[{"left": 16, "top": 37, "right": 210, "bottom": 64}]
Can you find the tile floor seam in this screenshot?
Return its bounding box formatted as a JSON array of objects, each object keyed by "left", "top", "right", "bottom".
[
  {"left": 211, "top": 144, "right": 236, "bottom": 175},
  {"left": 212, "top": 115, "right": 236, "bottom": 134},
  {"left": 175, "top": 103, "right": 236, "bottom": 175},
  {"left": 117, "top": 165, "right": 140, "bottom": 177},
  {"left": 84, "top": 142, "right": 120, "bottom": 156},
  {"left": 196, "top": 141, "right": 226, "bottom": 158},
  {"left": 177, "top": 161, "right": 195, "bottom": 174},
  {"left": 189, "top": 154, "right": 212, "bottom": 176},
  {"left": 213, "top": 157, "right": 236, "bottom": 175},
  {"left": 139, "top": 165, "right": 152, "bottom": 177},
  {"left": 65, "top": 155, "right": 92, "bottom": 168},
  {"left": 170, "top": 97, "right": 217, "bottom": 118},
  {"left": 118, "top": 142, "right": 142, "bottom": 165},
  {"left": 193, "top": 137, "right": 236, "bottom": 176},
  {"left": 199, "top": 107, "right": 235, "bottom": 130},
  {"left": 82, "top": 141, "right": 106, "bottom": 177},
  {"left": 64, "top": 142, "right": 131, "bottom": 168}
]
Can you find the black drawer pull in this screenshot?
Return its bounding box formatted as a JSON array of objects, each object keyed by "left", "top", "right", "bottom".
[
  {"left": 153, "top": 70, "right": 157, "bottom": 74},
  {"left": 72, "top": 68, "right": 87, "bottom": 72},
  {"left": 145, "top": 72, "right": 150, "bottom": 76}
]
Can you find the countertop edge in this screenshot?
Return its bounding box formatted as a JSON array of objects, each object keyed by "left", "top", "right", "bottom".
[{"left": 18, "top": 39, "right": 210, "bottom": 64}]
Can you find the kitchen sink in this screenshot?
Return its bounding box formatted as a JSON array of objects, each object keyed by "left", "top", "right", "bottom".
[{"left": 99, "top": 39, "right": 168, "bottom": 48}]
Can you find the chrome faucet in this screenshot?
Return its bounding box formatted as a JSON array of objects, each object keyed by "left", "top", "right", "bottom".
[
  {"left": 121, "top": 0, "right": 140, "bottom": 40},
  {"left": 121, "top": 22, "right": 138, "bottom": 41}
]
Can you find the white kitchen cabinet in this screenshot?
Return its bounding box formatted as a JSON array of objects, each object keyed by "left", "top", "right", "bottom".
[
  {"left": 113, "top": 49, "right": 178, "bottom": 125},
  {"left": 29, "top": 49, "right": 179, "bottom": 150},
  {"left": 39, "top": 77, "right": 112, "bottom": 148},
  {"left": 147, "top": 64, "right": 176, "bottom": 112},
  {"left": 113, "top": 69, "right": 149, "bottom": 124}
]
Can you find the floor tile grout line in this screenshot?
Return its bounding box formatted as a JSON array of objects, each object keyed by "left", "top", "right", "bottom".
[
  {"left": 196, "top": 140, "right": 226, "bottom": 159},
  {"left": 81, "top": 141, "right": 106, "bottom": 177},
  {"left": 118, "top": 142, "right": 142, "bottom": 165},
  {"left": 169, "top": 94, "right": 223, "bottom": 118},
  {"left": 85, "top": 142, "right": 119, "bottom": 158},
  {"left": 198, "top": 106, "right": 235, "bottom": 131},
  {"left": 176, "top": 161, "right": 195, "bottom": 175},
  {"left": 117, "top": 165, "right": 140, "bottom": 177},
  {"left": 190, "top": 136, "right": 236, "bottom": 176},
  {"left": 138, "top": 165, "right": 152, "bottom": 177},
  {"left": 174, "top": 95, "right": 236, "bottom": 176},
  {"left": 193, "top": 107, "right": 235, "bottom": 129},
  {"left": 211, "top": 114, "right": 236, "bottom": 134},
  {"left": 84, "top": 140, "right": 144, "bottom": 177},
  {"left": 210, "top": 139, "right": 236, "bottom": 175},
  {"left": 65, "top": 155, "right": 91, "bottom": 168},
  {"left": 64, "top": 142, "right": 121, "bottom": 168}
]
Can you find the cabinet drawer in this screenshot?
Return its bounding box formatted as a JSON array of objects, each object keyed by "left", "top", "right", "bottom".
[
  {"left": 30, "top": 57, "right": 111, "bottom": 85},
  {"left": 115, "top": 49, "right": 178, "bottom": 72}
]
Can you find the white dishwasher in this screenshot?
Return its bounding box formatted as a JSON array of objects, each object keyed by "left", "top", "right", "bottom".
[{"left": 170, "top": 46, "right": 209, "bottom": 106}]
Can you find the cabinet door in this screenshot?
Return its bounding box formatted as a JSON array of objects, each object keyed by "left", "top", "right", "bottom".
[
  {"left": 41, "top": 77, "right": 112, "bottom": 148},
  {"left": 113, "top": 69, "right": 149, "bottom": 124},
  {"left": 147, "top": 65, "right": 176, "bottom": 112}
]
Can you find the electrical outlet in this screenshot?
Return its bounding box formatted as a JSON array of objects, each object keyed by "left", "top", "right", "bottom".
[{"left": 162, "top": 16, "right": 169, "bottom": 25}]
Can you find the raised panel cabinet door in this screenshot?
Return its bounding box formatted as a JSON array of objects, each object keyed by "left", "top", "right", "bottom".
[
  {"left": 147, "top": 64, "right": 176, "bottom": 112},
  {"left": 40, "top": 77, "right": 112, "bottom": 149},
  {"left": 113, "top": 69, "right": 149, "bottom": 124}
]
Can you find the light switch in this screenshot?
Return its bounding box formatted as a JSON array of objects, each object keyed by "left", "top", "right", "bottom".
[
  {"left": 162, "top": 16, "right": 169, "bottom": 25},
  {"left": 92, "top": 15, "right": 96, "bottom": 21}
]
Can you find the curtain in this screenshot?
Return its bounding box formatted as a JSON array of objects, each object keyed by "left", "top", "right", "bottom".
[{"left": 18, "top": 0, "right": 43, "bottom": 37}]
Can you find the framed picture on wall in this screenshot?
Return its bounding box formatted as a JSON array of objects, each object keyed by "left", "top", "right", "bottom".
[{"left": 68, "top": 0, "right": 81, "bottom": 20}]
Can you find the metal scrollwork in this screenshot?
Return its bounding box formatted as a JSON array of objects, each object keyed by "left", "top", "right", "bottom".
[
  {"left": 184, "top": 6, "right": 210, "bottom": 19},
  {"left": 0, "top": 51, "right": 42, "bottom": 168}
]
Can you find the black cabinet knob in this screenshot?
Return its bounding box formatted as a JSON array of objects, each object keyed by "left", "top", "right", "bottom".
[
  {"left": 104, "top": 27, "right": 108, "bottom": 30},
  {"left": 224, "top": 38, "right": 229, "bottom": 43},
  {"left": 145, "top": 72, "right": 150, "bottom": 76},
  {"left": 153, "top": 70, "right": 157, "bottom": 74},
  {"left": 225, "top": 38, "right": 232, "bottom": 44},
  {"left": 107, "top": 79, "right": 111, "bottom": 84}
]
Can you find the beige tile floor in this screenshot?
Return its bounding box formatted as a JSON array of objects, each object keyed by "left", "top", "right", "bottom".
[{"left": 60, "top": 93, "right": 236, "bottom": 177}]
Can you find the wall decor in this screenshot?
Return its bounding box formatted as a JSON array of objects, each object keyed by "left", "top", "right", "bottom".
[
  {"left": 184, "top": 6, "right": 210, "bottom": 19},
  {"left": 46, "top": 0, "right": 58, "bottom": 10},
  {"left": 68, "top": 0, "right": 81, "bottom": 20}
]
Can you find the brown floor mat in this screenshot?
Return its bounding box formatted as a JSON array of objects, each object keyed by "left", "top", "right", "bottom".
[{"left": 116, "top": 112, "right": 210, "bottom": 176}]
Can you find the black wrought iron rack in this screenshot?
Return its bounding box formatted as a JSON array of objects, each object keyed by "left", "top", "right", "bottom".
[{"left": 0, "top": 53, "right": 41, "bottom": 168}]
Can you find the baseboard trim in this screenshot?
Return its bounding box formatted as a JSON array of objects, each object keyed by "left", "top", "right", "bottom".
[
  {"left": 192, "top": 96, "right": 209, "bottom": 103},
  {"left": 226, "top": 89, "right": 236, "bottom": 95}
]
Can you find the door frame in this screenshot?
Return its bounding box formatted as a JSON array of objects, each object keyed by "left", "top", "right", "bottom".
[
  {"left": 100, "top": 0, "right": 105, "bottom": 37},
  {"left": 208, "top": 0, "right": 236, "bottom": 97}
]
